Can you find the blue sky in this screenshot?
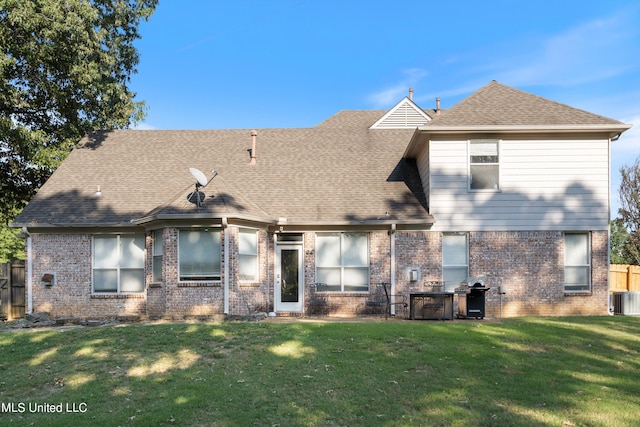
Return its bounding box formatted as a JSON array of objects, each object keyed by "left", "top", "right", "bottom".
[{"left": 130, "top": 0, "right": 640, "bottom": 215}]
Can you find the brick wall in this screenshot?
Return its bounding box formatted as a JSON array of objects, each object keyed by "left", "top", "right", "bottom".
[
  {"left": 314, "top": 231, "right": 393, "bottom": 317},
  {"left": 162, "top": 227, "right": 224, "bottom": 319},
  {"left": 31, "top": 233, "right": 146, "bottom": 318},
  {"left": 227, "top": 227, "right": 271, "bottom": 314},
  {"left": 395, "top": 231, "right": 443, "bottom": 294},
  {"left": 27, "top": 228, "right": 610, "bottom": 320},
  {"left": 392, "top": 230, "right": 609, "bottom": 318},
  {"left": 469, "top": 230, "right": 608, "bottom": 317}
]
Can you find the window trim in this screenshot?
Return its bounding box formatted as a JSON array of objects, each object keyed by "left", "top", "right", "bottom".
[
  {"left": 92, "top": 234, "right": 145, "bottom": 294},
  {"left": 564, "top": 232, "right": 592, "bottom": 293},
  {"left": 178, "top": 228, "right": 222, "bottom": 282},
  {"left": 238, "top": 228, "right": 259, "bottom": 282},
  {"left": 468, "top": 139, "right": 501, "bottom": 192},
  {"left": 315, "top": 232, "right": 370, "bottom": 293}
]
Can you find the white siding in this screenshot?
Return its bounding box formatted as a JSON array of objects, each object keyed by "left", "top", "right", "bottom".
[
  {"left": 416, "top": 142, "right": 430, "bottom": 202},
  {"left": 428, "top": 138, "right": 610, "bottom": 231}
]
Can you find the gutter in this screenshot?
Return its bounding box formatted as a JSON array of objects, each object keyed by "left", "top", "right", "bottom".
[
  {"left": 403, "top": 123, "right": 633, "bottom": 159},
  {"left": 131, "top": 213, "right": 275, "bottom": 227},
  {"left": 608, "top": 136, "right": 615, "bottom": 315},
  {"left": 416, "top": 123, "right": 632, "bottom": 133}
]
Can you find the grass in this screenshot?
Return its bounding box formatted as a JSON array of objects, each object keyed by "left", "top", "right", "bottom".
[{"left": 0, "top": 317, "right": 639, "bottom": 426}]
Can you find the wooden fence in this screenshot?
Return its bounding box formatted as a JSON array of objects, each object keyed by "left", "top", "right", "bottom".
[
  {"left": 0, "top": 262, "right": 26, "bottom": 320},
  {"left": 610, "top": 264, "right": 640, "bottom": 293}
]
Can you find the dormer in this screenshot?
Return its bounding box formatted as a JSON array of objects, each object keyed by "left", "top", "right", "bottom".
[{"left": 370, "top": 92, "right": 432, "bottom": 129}]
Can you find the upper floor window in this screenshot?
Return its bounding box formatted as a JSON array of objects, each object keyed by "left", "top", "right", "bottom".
[
  {"left": 93, "top": 234, "right": 145, "bottom": 293},
  {"left": 178, "top": 229, "right": 221, "bottom": 281},
  {"left": 316, "top": 232, "right": 369, "bottom": 292},
  {"left": 469, "top": 140, "right": 499, "bottom": 191},
  {"left": 239, "top": 228, "right": 258, "bottom": 281},
  {"left": 564, "top": 233, "right": 591, "bottom": 292}
]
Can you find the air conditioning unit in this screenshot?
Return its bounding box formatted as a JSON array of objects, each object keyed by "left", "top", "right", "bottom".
[{"left": 613, "top": 292, "right": 640, "bottom": 316}]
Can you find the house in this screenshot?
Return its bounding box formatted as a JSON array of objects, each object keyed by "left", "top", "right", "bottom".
[{"left": 11, "top": 81, "right": 631, "bottom": 320}]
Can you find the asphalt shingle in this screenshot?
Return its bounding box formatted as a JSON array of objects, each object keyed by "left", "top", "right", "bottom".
[
  {"left": 429, "top": 81, "right": 626, "bottom": 127},
  {"left": 14, "top": 81, "right": 629, "bottom": 229},
  {"left": 15, "top": 112, "right": 429, "bottom": 227}
]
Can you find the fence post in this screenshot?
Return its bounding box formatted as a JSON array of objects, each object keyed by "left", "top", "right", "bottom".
[
  {"left": 610, "top": 264, "right": 631, "bottom": 292},
  {"left": 629, "top": 265, "right": 640, "bottom": 291}
]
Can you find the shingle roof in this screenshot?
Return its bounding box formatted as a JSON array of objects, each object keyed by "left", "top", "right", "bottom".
[
  {"left": 15, "top": 112, "right": 431, "bottom": 227},
  {"left": 14, "top": 81, "right": 630, "bottom": 229},
  {"left": 429, "top": 80, "right": 627, "bottom": 127}
]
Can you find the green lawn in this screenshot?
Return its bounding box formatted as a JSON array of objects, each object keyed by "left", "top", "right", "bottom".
[{"left": 0, "top": 317, "right": 639, "bottom": 426}]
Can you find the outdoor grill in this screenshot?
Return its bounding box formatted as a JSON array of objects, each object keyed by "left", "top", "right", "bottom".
[{"left": 456, "top": 277, "right": 490, "bottom": 319}]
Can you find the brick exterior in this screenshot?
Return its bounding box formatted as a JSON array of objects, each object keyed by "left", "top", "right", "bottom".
[
  {"left": 228, "top": 227, "right": 271, "bottom": 314},
  {"left": 30, "top": 233, "right": 146, "bottom": 318},
  {"left": 469, "top": 231, "right": 609, "bottom": 317},
  {"left": 162, "top": 227, "right": 224, "bottom": 319},
  {"left": 26, "top": 228, "right": 610, "bottom": 319}
]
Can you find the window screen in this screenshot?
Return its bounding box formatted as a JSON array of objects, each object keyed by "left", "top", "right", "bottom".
[
  {"left": 179, "top": 229, "right": 221, "bottom": 281},
  {"left": 470, "top": 140, "right": 499, "bottom": 190},
  {"left": 316, "top": 233, "right": 369, "bottom": 292}
]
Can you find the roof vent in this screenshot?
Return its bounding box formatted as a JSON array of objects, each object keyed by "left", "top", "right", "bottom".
[
  {"left": 250, "top": 130, "right": 257, "bottom": 165},
  {"left": 409, "top": 88, "right": 414, "bottom": 101},
  {"left": 435, "top": 97, "right": 441, "bottom": 115}
]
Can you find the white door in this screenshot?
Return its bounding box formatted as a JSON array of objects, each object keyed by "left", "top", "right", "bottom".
[{"left": 275, "top": 244, "right": 304, "bottom": 312}]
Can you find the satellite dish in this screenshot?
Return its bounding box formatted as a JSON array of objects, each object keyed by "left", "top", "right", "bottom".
[{"left": 189, "top": 168, "right": 209, "bottom": 188}]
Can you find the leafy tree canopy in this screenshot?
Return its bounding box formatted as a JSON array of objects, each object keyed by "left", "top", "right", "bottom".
[
  {"left": 0, "top": 0, "right": 157, "bottom": 226},
  {"left": 618, "top": 157, "right": 640, "bottom": 265},
  {"left": 610, "top": 218, "right": 634, "bottom": 265}
]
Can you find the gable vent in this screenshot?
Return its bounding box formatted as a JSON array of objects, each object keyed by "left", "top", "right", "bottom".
[{"left": 370, "top": 98, "right": 431, "bottom": 129}]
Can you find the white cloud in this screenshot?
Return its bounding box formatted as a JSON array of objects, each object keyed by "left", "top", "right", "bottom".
[
  {"left": 494, "top": 10, "right": 639, "bottom": 88},
  {"left": 366, "top": 68, "right": 429, "bottom": 108}
]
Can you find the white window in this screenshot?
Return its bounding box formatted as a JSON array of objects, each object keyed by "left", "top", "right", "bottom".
[
  {"left": 469, "top": 140, "right": 499, "bottom": 191},
  {"left": 442, "top": 233, "right": 469, "bottom": 291},
  {"left": 178, "top": 229, "right": 221, "bottom": 281},
  {"left": 152, "top": 230, "right": 163, "bottom": 282},
  {"left": 564, "top": 233, "right": 591, "bottom": 292},
  {"left": 239, "top": 228, "right": 258, "bottom": 281},
  {"left": 93, "top": 235, "right": 145, "bottom": 293},
  {"left": 316, "top": 232, "right": 369, "bottom": 292}
]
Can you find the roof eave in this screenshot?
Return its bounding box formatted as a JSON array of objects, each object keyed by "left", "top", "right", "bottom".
[
  {"left": 269, "top": 217, "right": 435, "bottom": 232},
  {"left": 403, "top": 127, "right": 424, "bottom": 158},
  {"left": 131, "top": 212, "right": 276, "bottom": 226},
  {"left": 402, "top": 124, "right": 632, "bottom": 158},
  {"left": 136, "top": 217, "right": 436, "bottom": 230},
  {"left": 11, "top": 221, "right": 138, "bottom": 228},
  {"left": 13, "top": 216, "right": 435, "bottom": 231},
  {"left": 417, "top": 123, "right": 632, "bottom": 136}
]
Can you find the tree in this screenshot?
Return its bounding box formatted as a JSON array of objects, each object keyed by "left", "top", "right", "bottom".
[
  {"left": 0, "top": 0, "right": 157, "bottom": 260},
  {"left": 618, "top": 158, "right": 640, "bottom": 265},
  {"left": 610, "top": 218, "right": 633, "bottom": 265},
  {"left": 0, "top": 0, "right": 157, "bottom": 222},
  {"left": 0, "top": 226, "right": 24, "bottom": 263}
]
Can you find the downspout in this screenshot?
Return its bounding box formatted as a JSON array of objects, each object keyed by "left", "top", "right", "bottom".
[
  {"left": 390, "top": 224, "right": 397, "bottom": 316},
  {"left": 608, "top": 137, "right": 614, "bottom": 315},
  {"left": 222, "top": 217, "right": 230, "bottom": 315},
  {"left": 22, "top": 226, "right": 33, "bottom": 314}
]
